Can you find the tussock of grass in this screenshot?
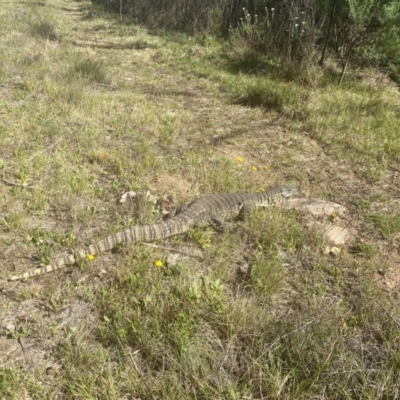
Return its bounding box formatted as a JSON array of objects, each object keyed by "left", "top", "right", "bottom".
[
  {"left": 350, "top": 242, "right": 378, "bottom": 256},
  {"left": 67, "top": 53, "right": 110, "bottom": 84},
  {"left": 29, "top": 18, "right": 58, "bottom": 40},
  {"left": 235, "top": 79, "right": 308, "bottom": 115},
  {"left": 222, "top": 40, "right": 324, "bottom": 87},
  {"left": 366, "top": 213, "right": 400, "bottom": 239}
]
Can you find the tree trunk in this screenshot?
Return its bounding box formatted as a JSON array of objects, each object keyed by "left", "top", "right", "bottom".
[{"left": 319, "top": 0, "right": 337, "bottom": 67}]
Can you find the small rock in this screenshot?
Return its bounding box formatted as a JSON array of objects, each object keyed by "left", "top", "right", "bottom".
[
  {"left": 119, "top": 191, "right": 137, "bottom": 203},
  {"left": 238, "top": 262, "right": 250, "bottom": 274},
  {"left": 323, "top": 246, "right": 331, "bottom": 255},
  {"left": 330, "top": 246, "right": 341, "bottom": 256},
  {"left": 145, "top": 190, "right": 158, "bottom": 204},
  {"left": 5, "top": 323, "right": 16, "bottom": 333},
  {"left": 323, "top": 246, "right": 341, "bottom": 256}
]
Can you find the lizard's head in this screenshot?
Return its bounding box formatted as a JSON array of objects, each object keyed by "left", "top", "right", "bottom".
[{"left": 276, "top": 185, "right": 299, "bottom": 198}]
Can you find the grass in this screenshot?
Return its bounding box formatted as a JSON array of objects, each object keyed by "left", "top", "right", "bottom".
[
  {"left": 366, "top": 213, "right": 400, "bottom": 239},
  {"left": 67, "top": 52, "right": 111, "bottom": 84},
  {"left": 172, "top": 35, "right": 400, "bottom": 181},
  {"left": 29, "top": 17, "right": 58, "bottom": 40},
  {"left": 1, "top": 0, "right": 400, "bottom": 399}
]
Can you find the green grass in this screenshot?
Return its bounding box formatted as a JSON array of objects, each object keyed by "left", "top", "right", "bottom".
[
  {"left": 171, "top": 35, "right": 400, "bottom": 181},
  {"left": 366, "top": 213, "right": 400, "bottom": 239},
  {"left": 67, "top": 52, "right": 111, "bottom": 84},
  {"left": 29, "top": 17, "right": 58, "bottom": 41},
  {"left": 1, "top": 0, "right": 400, "bottom": 398}
]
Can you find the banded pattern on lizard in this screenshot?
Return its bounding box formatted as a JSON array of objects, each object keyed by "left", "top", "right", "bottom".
[{"left": 9, "top": 185, "right": 298, "bottom": 280}]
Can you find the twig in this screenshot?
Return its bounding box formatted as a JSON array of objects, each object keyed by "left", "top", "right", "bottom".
[
  {"left": 272, "top": 319, "right": 316, "bottom": 343},
  {"left": 61, "top": 121, "right": 85, "bottom": 127},
  {"left": 18, "top": 337, "right": 29, "bottom": 365},
  {"left": 1, "top": 179, "right": 33, "bottom": 188},
  {"left": 91, "top": 82, "right": 117, "bottom": 91},
  {"left": 1, "top": 138, "right": 63, "bottom": 189},
  {"left": 26, "top": 137, "right": 63, "bottom": 162},
  {"left": 141, "top": 242, "right": 204, "bottom": 259},
  {"left": 127, "top": 350, "right": 157, "bottom": 400}
]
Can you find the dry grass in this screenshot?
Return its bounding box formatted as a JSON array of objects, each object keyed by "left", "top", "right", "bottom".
[{"left": 1, "top": 0, "right": 400, "bottom": 399}]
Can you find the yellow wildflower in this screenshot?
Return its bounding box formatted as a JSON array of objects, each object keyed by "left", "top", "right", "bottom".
[
  {"left": 236, "top": 156, "right": 244, "bottom": 163},
  {"left": 263, "top": 165, "right": 268, "bottom": 170},
  {"left": 251, "top": 166, "right": 257, "bottom": 171},
  {"left": 87, "top": 254, "right": 95, "bottom": 261},
  {"left": 155, "top": 260, "right": 163, "bottom": 268}
]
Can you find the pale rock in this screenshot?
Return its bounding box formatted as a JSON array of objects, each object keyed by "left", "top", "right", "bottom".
[
  {"left": 286, "top": 198, "right": 346, "bottom": 218},
  {"left": 312, "top": 222, "right": 352, "bottom": 246}
]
